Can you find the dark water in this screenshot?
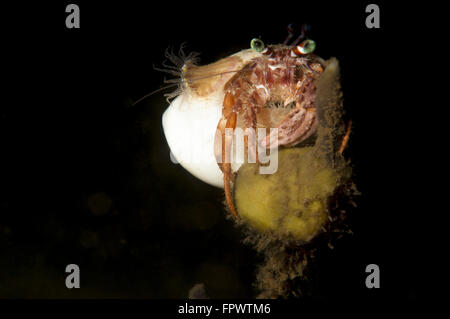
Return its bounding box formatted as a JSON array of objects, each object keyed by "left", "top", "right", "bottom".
[{"left": 0, "top": 1, "right": 426, "bottom": 300}]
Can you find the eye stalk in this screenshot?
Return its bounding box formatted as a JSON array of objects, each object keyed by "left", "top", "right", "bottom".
[
  {"left": 250, "top": 38, "right": 265, "bottom": 52},
  {"left": 292, "top": 39, "right": 316, "bottom": 56},
  {"left": 299, "top": 39, "right": 316, "bottom": 54}
]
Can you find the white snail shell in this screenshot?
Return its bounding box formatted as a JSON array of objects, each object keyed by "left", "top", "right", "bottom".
[
  {"left": 162, "top": 91, "right": 225, "bottom": 188},
  {"left": 162, "top": 49, "right": 262, "bottom": 188}
]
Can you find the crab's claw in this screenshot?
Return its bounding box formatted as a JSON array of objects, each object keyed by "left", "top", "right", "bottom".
[{"left": 214, "top": 94, "right": 239, "bottom": 218}]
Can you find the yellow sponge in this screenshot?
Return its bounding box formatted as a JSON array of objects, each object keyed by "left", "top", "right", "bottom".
[{"left": 234, "top": 147, "right": 342, "bottom": 242}]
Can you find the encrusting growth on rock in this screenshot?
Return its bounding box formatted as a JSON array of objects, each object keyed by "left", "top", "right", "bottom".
[{"left": 232, "top": 58, "right": 358, "bottom": 298}]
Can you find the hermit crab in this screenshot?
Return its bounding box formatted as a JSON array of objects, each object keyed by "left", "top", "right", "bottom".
[
  {"left": 160, "top": 27, "right": 350, "bottom": 219},
  {"left": 159, "top": 26, "right": 355, "bottom": 297}
]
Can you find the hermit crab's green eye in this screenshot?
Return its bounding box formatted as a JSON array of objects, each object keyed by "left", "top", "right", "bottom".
[
  {"left": 250, "top": 38, "right": 265, "bottom": 52},
  {"left": 299, "top": 39, "right": 316, "bottom": 54}
]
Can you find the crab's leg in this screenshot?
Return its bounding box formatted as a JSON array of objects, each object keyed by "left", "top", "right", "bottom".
[
  {"left": 339, "top": 119, "right": 352, "bottom": 154},
  {"left": 214, "top": 92, "right": 234, "bottom": 171},
  {"left": 223, "top": 112, "right": 237, "bottom": 218},
  {"left": 214, "top": 92, "right": 239, "bottom": 218},
  {"left": 214, "top": 118, "right": 226, "bottom": 172},
  {"left": 260, "top": 106, "right": 318, "bottom": 149},
  {"left": 244, "top": 106, "right": 258, "bottom": 164}
]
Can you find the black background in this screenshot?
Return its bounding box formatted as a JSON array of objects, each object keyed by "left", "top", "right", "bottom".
[{"left": 0, "top": 0, "right": 431, "bottom": 304}]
